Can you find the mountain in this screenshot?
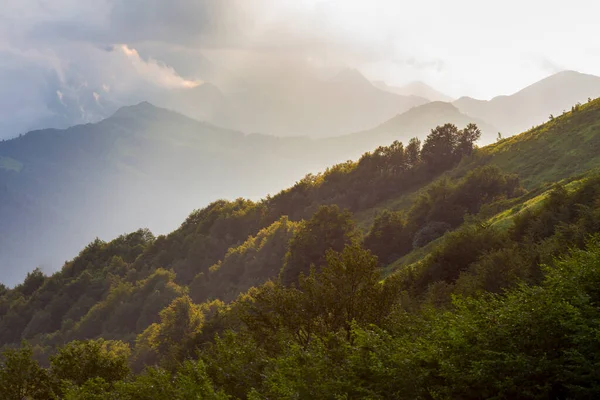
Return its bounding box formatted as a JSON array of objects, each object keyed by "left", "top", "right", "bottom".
[
  {"left": 331, "top": 101, "right": 498, "bottom": 159},
  {"left": 453, "top": 70, "right": 600, "bottom": 135},
  {"left": 2, "top": 98, "right": 600, "bottom": 398},
  {"left": 207, "top": 67, "right": 429, "bottom": 137},
  {"left": 0, "top": 102, "right": 339, "bottom": 286},
  {"left": 5, "top": 99, "right": 479, "bottom": 286},
  {"left": 374, "top": 80, "right": 454, "bottom": 102}
]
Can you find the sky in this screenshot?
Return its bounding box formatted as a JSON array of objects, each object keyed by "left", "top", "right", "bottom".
[{"left": 1, "top": 0, "right": 599, "bottom": 137}]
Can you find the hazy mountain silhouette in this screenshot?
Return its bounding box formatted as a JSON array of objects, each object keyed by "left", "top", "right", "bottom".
[
  {"left": 331, "top": 101, "right": 497, "bottom": 159},
  {"left": 374, "top": 80, "right": 454, "bottom": 102},
  {"left": 453, "top": 70, "right": 600, "bottom": 135},
  {"left": 3, "top": 100, "right": 452, "bottom": 285},
  {"left": 206, "top": 68, "right": 429, "bottom": 137},
  {"left": 0, "top": 103, "right": 327, "bottom": 285}
]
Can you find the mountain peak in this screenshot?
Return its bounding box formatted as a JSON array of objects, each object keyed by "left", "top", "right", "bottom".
[
  {"left": 110, "top": 101, "right": 165, "bottom": 120},
  {"left": 330, "top": 68, "right": 372, "bottom": 87},
  {"left": 374, "top": 80, "right": 453, "bottom": 102},
  {"left": 509, "top": 70, "right": 600, "bottom": 99}
]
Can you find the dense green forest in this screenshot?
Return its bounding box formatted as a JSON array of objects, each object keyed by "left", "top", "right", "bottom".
[{"left": 2, "top": 98, "right": 600, "bottom": 399}]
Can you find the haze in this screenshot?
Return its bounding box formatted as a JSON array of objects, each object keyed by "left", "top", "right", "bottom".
[
  {"left": 2, "top": 0, "right": 600, "bottom": 286},
  {"left": 1, "top": 0, "right": 599, "bottom": 137}
]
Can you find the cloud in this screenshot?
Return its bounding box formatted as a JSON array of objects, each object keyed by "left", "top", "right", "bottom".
[
  {"left": 114, "top": 44, "right": 202, "bottom": 89},
  {"left": 1, "top": 0, "right": 600, "bottom": 138}
]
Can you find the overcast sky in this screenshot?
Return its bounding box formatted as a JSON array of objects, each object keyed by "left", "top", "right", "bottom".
[{"left": 1, "top": 0, "right": 599, "bottom": 137}]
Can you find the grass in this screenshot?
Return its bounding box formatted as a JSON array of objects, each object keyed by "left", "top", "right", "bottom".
[
  {"left": 359, "top": 98, "right": 600, "bottom": 234},
  {"left": 482, "top": 98, "right": 600, "bottom": 189}
]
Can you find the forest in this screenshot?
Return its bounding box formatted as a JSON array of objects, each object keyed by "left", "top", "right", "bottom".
[{"left": 2, "top": 98, "right": 600, "bottom": 399}]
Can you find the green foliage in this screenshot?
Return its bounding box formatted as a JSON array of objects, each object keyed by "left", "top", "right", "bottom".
[
  {"left": 191, "top": 217, "right": 299, "bottom": 303},
  {"left": 6, "top": 103, "right": 600, "bottom": 398},
  {"left": 483, "top": 97, "right": 600, "bottom": 188},
  {"left": 240, "top": 243, "right": 399, "bottom": 350},
  {"left": 134, "top": 295, "right": 204, "bottom": 369},
  {"left": 282, "top": 205, "right": 358, "bottom": 285},
  {"left": 250, "top": 239, "right": 600, "bottom": 399},
  {"left": 50, "top": 339, "right": 130, "bottom": 387},
  {"left": 63, "top": 360, "right": 228, "bottom": 400},
  {"left": 421, "top": 123, "right": 480, "bottom": 172},
  {"left": 0, "top": 343, "right": 54, "bottom": 400},
  {"left": 119, "top": 361, "right": 228, "bottom": 400},
  {"left": 364, "top": 210, "right": 411, "bottom": 263},
  {"left": 0, "top": 121, "right": 483, "bottom": 353},
  {"left": 18, "top": 268, "right": 46, "bottom": 297},
  {"left": 202, "top": 331, "right": 267, "bottom": 399},
  {"left": 421, "top": 123, "right": 460, "bottom": 170},
  {"left": 365, "top": 165, "right": 522, "bottom": 262}
]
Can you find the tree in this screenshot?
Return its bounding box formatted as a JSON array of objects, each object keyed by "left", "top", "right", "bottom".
[
  {"left": 50, "top": 339, "right": 130, "bottom": 387},
  {"left": 317, "top": 243, "right": 390, "bottom": 338},
  {"left": 0, "top": 343, "right": 54, "bottom": 400},
  {"left": 282, "top": 205, "right": 358, "bottom": 285},
  {"left": 455, "top": 123, "right": 481, "bottom": 157},
  {"left": 405, "top": 137, "right": 421, "bottom": 168},
  {"left": 134, "top": 295, "right": 204, "bottom": 369},
  {"left": 364, "top": 210, "right": 412, "bottom": 263},
  {"left": 420, "top": 124, "right": 459, "bottom": 171},
  {"left": 387, "top": 140, "right": 407, "bottom": 173},
  {"left": 19, "top": 267, "right": 46, "bottom": 297}
]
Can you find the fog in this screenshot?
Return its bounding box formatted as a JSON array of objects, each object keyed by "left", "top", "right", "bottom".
[
  {"left": 1, "top": 0, "right": 600, "bottom": 285},
  {"left": 1, "top": 0, "right": 600, "bottom": 137}
]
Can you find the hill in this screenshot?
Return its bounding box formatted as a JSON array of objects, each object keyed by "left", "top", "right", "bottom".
[
  {"left": 454, "top": 70, "right": 600, "bottom": 136},
  {"left": 0, "top": 99, "right": 504, "bottom": 286},
  {"left": 2, "top": 98, "right": 600, "bottom": 398},
  {"left": 0, "top": 102, "right": 365, "bottom": 286},
  {"left": 332, "top": 101, "right": 498, "bottom": 159},
  {"left": 477, "top": 95, "right": 600, "bottom": 188}
]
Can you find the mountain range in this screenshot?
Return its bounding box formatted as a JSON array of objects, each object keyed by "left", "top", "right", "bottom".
[
  {"left": 123, "top": 69, "right": 600, "bottom": 139},
  {"left": 373, "top": 80, "right": 454, "bottom": 102},
  {"left": 2, "top": 70, "right": 600, "bottom": 286},
  {"left": 184, "top": 68, "right": 429, "bottom": 137},
  {"left": 0, "top": 100, "right": 489, "bottom": 285},
  {"left": 2, "top": 95, "right": 600, "bottom": 399},
  {"left": 453, "top": 70, "right": 600, "bottom": 135}
]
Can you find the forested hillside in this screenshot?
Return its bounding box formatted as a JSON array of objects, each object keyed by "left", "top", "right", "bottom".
[
  {"left": 0, "top": 100, "right": 490, "bottom": 286},
  {"left": 2, "top": 98, "right": 600, "bottom": 399}
]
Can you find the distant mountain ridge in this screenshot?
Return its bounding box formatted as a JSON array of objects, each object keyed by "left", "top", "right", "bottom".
[
  {"left": 332, "top": 101, "right": 498, "bottom": 159},
  {"left": 0, "top": 101, "right": 449, "bottom": 285},
  {"left": 205, "top": 68, "right": 429, "bottom": 137},
  {"left": 4, "top": 70, "right": 600, "bottom": 284},
  {"left": 374, "top": 80, "right": 454, "bottom": 102},
  {"left": 453, "top": 70, "right": 600, "bottom": 135},
  {"left": 0, "top": 103, "right": 328, "bottom": 285}
]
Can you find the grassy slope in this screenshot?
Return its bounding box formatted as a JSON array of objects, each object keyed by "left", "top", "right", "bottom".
[
  {"left": 357, "top": 98, "right": 600, "bottom": 227},
  {"left": 482, "top": 98, "right": 600, "bottom": 189},
  {"left": 358, "top": 98, "right": 600, "bottom": 273}
]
